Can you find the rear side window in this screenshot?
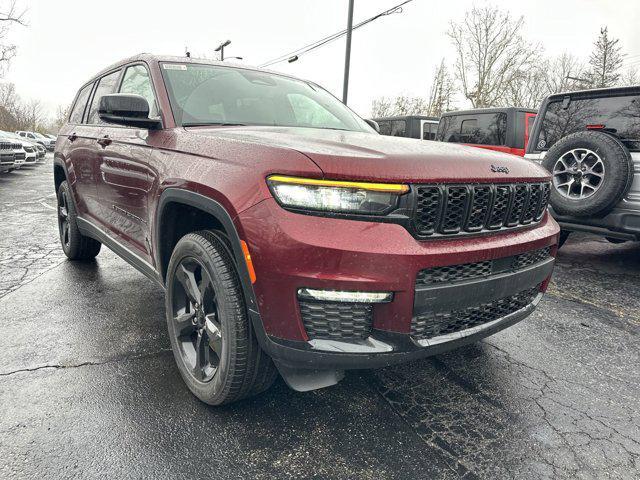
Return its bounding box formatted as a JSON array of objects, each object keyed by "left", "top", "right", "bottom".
[
  {"left": 536, "top": 95, "right": 640, "bottom": 151},
  {"left": 86, "top": 70, "right": 122, "bottom": 125},
  {"left": 390, "top": 120, "right": 406, "bottom": 137},
  {"left": 437, "top": 113, "right": 507, "bottom": 146},
  {"left": 422, "top": 122, "right": 437, "bottom": 140},
  {"left": 378, "top": 121, "right": 391, "bottom": 135},
  {"left": 69, "top": 83, "right": 93, "bottom": 124}
]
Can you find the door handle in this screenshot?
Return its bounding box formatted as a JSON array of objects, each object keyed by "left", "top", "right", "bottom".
[
  {"left": 68, "top": 133, "right": 78, "bottom": 142},
  {"left": 97, "top": 135, "right": 112, "bottom": 148}
]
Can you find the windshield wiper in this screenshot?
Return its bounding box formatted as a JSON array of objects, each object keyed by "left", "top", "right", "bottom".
[{"left": 183, "top": 122, "right": 247, "bottom": 127}]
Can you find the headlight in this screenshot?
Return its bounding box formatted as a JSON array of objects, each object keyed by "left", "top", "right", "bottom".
[{"left": 267, "top": 175, "right": 409, "bottom": 215}]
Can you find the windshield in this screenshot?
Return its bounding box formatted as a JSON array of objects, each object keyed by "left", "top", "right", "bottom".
[{"left": 160, "top": 63, "right": 372, "bottom": 132}]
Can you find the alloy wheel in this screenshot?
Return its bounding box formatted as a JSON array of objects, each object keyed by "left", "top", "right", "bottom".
[
  {"left": 552, "top": 148, "right": 605, "bottom": 199},
  {"left": 169, "top": 257, "right": 223, "bottom": 383}
]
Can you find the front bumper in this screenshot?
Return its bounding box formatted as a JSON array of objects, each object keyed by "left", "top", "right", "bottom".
[{"left": 238, "top": 198, "right": 559, "bottom": 371}]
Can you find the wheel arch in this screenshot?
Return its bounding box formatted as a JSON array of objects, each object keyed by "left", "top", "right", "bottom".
[{"left": 155, "top": 188, "right": 259, "bottom": 312}]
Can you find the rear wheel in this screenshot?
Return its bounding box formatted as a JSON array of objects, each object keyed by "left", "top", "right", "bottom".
[
  {"left": 165, "top": 230, "right": 277, "bottom": 405},
  {"left": 57, "top": 181, "right": 101, "bottom": 260}
]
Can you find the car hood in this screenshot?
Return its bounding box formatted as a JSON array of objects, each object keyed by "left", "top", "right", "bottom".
[{"left": 187, "top": 126, "right": 550, "bottom": 183}]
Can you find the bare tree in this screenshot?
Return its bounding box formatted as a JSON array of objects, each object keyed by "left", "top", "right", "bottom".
[
  {"left": 586, "top": 27, "right": 624, "bottom": 88},
  {"left": 370, "top": 95, "right": 429, "bottom": 117},
  {"left": 0, "top": 1, "right": 27, "bottom": 75},
  {"left": 427, "top": 59, "right": 455, "bottom": 116},
  {"left": 544, "top": 53, "right": 588, "bottom": 93},
  {"left": 620, "top": 67, "right": 639, "bottom": 87},
  {"left": 447, "top": 5, "right": 540, "bottom": 108}
]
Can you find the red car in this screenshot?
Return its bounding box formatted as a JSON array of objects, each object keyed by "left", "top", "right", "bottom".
[
  {"left": 437, "top": 107, "right": 537, "bottom": 157},
  {"left": 54, "top": 55, "right": 559, "bottom": 405}
]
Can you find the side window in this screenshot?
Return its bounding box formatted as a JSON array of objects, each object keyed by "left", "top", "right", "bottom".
[
  {"left": 390, "top": 120, "right": 406, "bottom": 137},
  {"left": 69, "top": 83, "right": 94, "bottom": 124},
  {"left": 119, "top": 65, "right": 159, "bottom": 118},
  {"left": 422, "top": 122, "right": 437, "bottom": 140},
  {"left": 86, "top": 70, "right": 122, "bottom": 125},
  {"left": 378, "top": 121, "right": 391, "bottom": 136}
]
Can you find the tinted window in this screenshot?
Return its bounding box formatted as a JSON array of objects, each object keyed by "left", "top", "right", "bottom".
[
  {"left": 437, "top": 113, "right": 507, "bottom": 146},
  {"left": 86, "top": 70, "right": 122, "bottom": 125},
  {"left": 390, "top": 120, "right": 406, "bottom": 137},
  {"left": 378, "top": 121, "right": 391, "bottom": 136},
  {"left": 69, "top": 83, "right": 93, "bottom": 124},
  {"left": 535, "top": 95, "right": 640, "bottom": 151},
  {"left": 422, "top": 122, "right": 437, "bottom": 140},
  {"left": 119, "top": 65, "right": 158, "bottom": 117},
  {"left": 161, "top": 63, "right": 371, "bottom": 132}
]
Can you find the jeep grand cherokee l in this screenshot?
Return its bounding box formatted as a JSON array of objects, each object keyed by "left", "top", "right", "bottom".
[
  {"left": 54, "top": 55, "right": 559, "bottom": 405},
  {"left": 526, "top": 86, "right": 640, "bottom": 246}
]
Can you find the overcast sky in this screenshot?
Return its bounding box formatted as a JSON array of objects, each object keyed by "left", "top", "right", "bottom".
[{"left": 3, "top": 0, "right": 640, "bottom": 118}]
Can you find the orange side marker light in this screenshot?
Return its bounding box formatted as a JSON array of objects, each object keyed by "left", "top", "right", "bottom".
[{"left": 240, "top": 240, "right": 257, "bottom": 284}]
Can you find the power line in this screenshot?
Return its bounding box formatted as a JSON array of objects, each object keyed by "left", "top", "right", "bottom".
[{"left": 258, "top": 0, "right": 413, "bottom": 68}]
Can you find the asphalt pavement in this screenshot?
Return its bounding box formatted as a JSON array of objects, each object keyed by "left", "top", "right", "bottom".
[{"left": 1, "top": 157, "right": 638, "bottom": 479}]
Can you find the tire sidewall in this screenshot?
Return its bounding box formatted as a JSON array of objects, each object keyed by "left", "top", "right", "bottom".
[
  {"left": 165, "top": 234, "right": 243, "bottom": 404},
  {"left": 542, "top": 131, "right": 633, "bottom": 217}
]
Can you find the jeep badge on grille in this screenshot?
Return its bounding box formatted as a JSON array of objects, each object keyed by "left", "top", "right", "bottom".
[{"left": 491, "top": 165, "right": 510, "bottom": 174}]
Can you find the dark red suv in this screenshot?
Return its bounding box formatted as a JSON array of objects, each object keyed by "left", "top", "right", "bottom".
[{"left": 54, "top": 55, "right": 559, "bottom": 405}]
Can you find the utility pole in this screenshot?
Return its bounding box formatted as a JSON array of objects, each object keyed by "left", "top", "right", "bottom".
[
  {"left": 215, "top": 40, "right": 231, "bottom": 61},
  {"left": 342, "top": 0, "right": 355, "bottom": 104}
]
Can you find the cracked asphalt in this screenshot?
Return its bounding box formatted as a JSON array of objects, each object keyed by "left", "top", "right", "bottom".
[{"left": 1, "top": 158, "right": 638, "bottom": 479}]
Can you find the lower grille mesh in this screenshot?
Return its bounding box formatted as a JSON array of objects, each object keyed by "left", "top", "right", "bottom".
[
  {"left": 411, "top": 286, "right": 540, "bottom": 340},
  {"left": 300, "top": 301, "right": 373, "bottom": 340}
]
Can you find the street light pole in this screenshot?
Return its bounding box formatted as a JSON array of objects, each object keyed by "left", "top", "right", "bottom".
[
  {"left": 342, "top": 0, "right": 355, "bottom": 104},
  {"left": 215, "top": 40, "right": 232, "bottom": 61}
]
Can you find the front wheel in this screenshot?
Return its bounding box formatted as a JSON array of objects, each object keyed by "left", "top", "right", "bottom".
[{"left": 165, "top": 230, "right": 277, "bottom": 405}]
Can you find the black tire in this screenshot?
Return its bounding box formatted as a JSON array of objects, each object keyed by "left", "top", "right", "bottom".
[
  {"left": 558, "top": 231, "right": 570, "bottom": 249},
  {"left": 165, "top": 230, "right": 277, "bottom": 405},
  {"left": 57, "top": 181, "right": 102, "bottom": 260},
  {"left": 542, "top": 131, "right": 634, "bottom": 217}
]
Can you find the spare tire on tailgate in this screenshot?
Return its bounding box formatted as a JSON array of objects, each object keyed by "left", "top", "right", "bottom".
[{"left": 542, "top": 131, "right": 634, "bottom": 217}]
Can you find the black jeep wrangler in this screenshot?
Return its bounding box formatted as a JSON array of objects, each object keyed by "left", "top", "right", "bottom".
[{"left": 526, "top": 86, "right": 640, "bottom": 246}]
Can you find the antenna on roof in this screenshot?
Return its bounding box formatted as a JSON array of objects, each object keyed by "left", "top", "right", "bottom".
[{"left": 185, "top": 47, "right": 191, "bottom": 58}]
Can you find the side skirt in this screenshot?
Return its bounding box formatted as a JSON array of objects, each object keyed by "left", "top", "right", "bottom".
[{"left": 76, "top": 217, "right": 164, "bottom": 288}]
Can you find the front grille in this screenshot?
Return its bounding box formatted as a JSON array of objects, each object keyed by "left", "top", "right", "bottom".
[
  {"left": 416, "top": 246, "right": 552, "bottom": 287},
  {"left": 411, "top": 286, "right": 540, "bottom": 339},
  {"left": 413, "top": 182, "right": 550, "bottom": 237},
  {"left": 0, "top": 142, "right": 11, "bottom": 151},
  {"left": 300, "top": 301, "right": 372, "bottom": 341},
  {"left": 513, "top": 247, "right": 551, "bottom": 270},
  {"left": 0, "top": 153, "right": 14, "bottom": 165},
  {"left": 14, "top": 152, "right": 25, "bottom": 161}
]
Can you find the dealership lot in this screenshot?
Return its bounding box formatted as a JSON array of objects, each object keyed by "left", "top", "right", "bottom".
[{"left": 0, "top": 159, "right": 638, "bottom": 479}]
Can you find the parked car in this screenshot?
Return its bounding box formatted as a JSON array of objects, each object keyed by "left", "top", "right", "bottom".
[
  {"left": 26, "top": 141, "right": 46, "bottom": 160},
  {"left": 0, "top": 135, "right": 26, "bottom": 170},
  {"left": 525, "top": 86, "right": 640, "bottom": 246},
  {"left": 437, "top": 107, "right": 537, "bottom": 157},
  {"left": 372, "top": 115, "right": 439, "bottom": 140},
  {"left": 16, "top": 130, "right": 55, "bottom": 151},
  {"left": 0, "top": 141, "right": 15, "bottom": 173},
  {"left": 0, "top": 132, "right": 38, "bottom": 166},
  {"left": 54, "top": 54, "right": 559, "bottom": 405}
]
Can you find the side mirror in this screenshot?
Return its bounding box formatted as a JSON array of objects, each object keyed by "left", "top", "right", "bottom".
[
  {"left": 98, "top": 94, "right": 161, "bottom": 129},
  {"left": 365, "top": 119, "right": 380, "bottom": 133}
]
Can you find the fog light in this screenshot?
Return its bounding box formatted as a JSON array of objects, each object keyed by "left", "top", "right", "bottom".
[{"left": 297, "top": 288, "right": 393, "bottom": 304}]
